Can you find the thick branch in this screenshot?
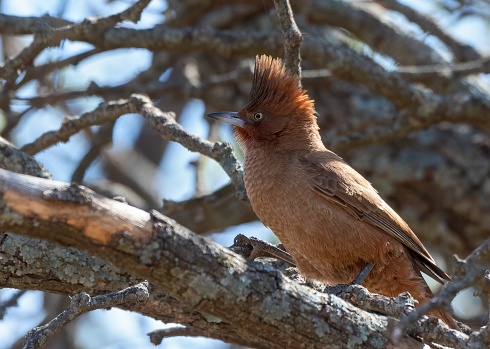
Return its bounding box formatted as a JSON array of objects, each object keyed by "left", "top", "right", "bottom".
[
  {"left": 0, "top": 14, "right": 72, "bottom": 34},
  {"left": 0, "top": 137, "right": 52, "bottom": 178},
  {"left": 0, "top": 233, "right": 251, "bottom": 346},
  {"left": 307, "top": 0, "right": 445, "bottom": 66},
  {"left": 0, "top": 168, "right": 423, "bottom": 349}
]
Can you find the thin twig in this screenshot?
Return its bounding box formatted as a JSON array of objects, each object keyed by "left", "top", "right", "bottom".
[
  {"left": 23, "top": 282, "right": 150, "bottom": 349},
  {"left": 0, "top": 0, "right": 151, "bottom": 82},
  {"left": 71, "top": 122, "right": 115, "bottom": 182},
  {"left": 148, "top": 326, "right": 269, "bottom": 349},
  {"left": 18, "top": 94, "right": 246, "bottom": 198},
  {"left": 273, "top": 0, "right": 302, "bottom": 78},
  {"left": 21, "top": 99, "right": 135, "bottom": 155},
  {"left": 129, "top": 94, "right": 246, "bottom": 199},
  {"left": 393, "top": 237, "right": 490, "bottom": 340},
  {"left": 397, "top": 57, "right": 490, "bottom": 80},
  {"left": 375, "top": 0, "right": 481, "bottom": 62},
  {"left": 148, "top": 327, "right": 209, "bottom": 344},
  {"left": 17, "top": 48, "right": 102, "bottom": 90}
]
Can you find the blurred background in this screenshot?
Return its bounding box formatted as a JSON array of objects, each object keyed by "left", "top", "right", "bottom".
[{"left": 0, "top": 0, "right": 489, "bottom": 348}]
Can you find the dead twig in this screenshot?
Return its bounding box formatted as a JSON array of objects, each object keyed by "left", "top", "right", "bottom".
[{"left": 23, "top": 282, "right": 149, "bottom": 349}]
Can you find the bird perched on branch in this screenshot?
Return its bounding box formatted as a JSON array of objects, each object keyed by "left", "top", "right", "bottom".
[{"left": 208, "top": 55, "right": 457, "bottom": 329}]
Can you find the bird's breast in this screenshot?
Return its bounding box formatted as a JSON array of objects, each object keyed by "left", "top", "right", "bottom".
[
  {"left": 242, "top": 149, "right": 407, "bottom": 286},
  {"left": 243, "top": 150, "right": 311, "bottom": 245}
]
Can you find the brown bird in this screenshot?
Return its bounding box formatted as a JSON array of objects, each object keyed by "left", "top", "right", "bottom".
[{"left": 208, "top": 55, "right": 458, "bottom": 329}]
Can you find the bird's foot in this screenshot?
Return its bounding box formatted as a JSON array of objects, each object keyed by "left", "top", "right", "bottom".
[
  {"left": 352, "top": 262, "right": 374, "bottom": 284},
  {"left": 229, "top": 234, "right": 296, "bottom": 267},
  {"left": 323, "top": 263, "right": 374, "bottom": 295},
  {"left": 323, "top": 284, "right": 353, "bottom": 296}
]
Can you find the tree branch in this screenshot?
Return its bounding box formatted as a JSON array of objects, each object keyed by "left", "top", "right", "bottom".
[
  {"left": 16, "top": 48, "right": 102, "bottom": 90},
  {"left": 0, "top": 232, "right": 250, "bottom": 346},
  {"left": 162, "top": 183, "right": 256, "bottom": 235},
  {"left": 273, "top": 0, "right": 302, "bottom": 78},
  {"left": 0, "top": 0, "right": 152, "bottom": 82},
  {"left": 396, "top": 57, "right": 490, "bottom": 81},
  {"left": 23, "top": 282, "right": 150, "bottom": 349},
  {"left": 307, "top": 0, "right": 444, "bottom": 66},
  {"left": 375, "top": 0, "right": 481, "bottom": 62},
  {"left": 21, "top": 99, "right": 135, "bottom": 155},
  {"left": 2, "top": 13, "right": 490, "bottom": 141},
  {"left": 0, "top": 137, "right": 52, "bottom": 178},
  {"left": 0, "top": 14, "right": 72, "bottom": 34},
  {"left": 394, "top": 237, "right": 490, "bottom": 341},
  {"left": 17, "top": 94, "right": 246, "bottom": 198},
  {"left": 0, "top": 168, "right": 425, "bottom": 349},
  {"left": 148, "top": 326, "right": 268, "bottom": 349},
  {"left": 128, "top": 94, "right": 245, "bottom": 199}
]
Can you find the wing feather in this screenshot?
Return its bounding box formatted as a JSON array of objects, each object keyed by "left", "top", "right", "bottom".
[{"left": 299, "top": 152, "right": 451, "bottom": 284}]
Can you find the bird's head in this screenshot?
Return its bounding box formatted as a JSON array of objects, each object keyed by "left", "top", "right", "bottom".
[{"left": 208, "top": 55, "right": 320, "bottom": 152}]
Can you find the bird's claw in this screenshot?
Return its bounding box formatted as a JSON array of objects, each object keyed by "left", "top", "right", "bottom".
[
  {"left": 324, "top": 263, "right": 374, "bottom": 295},
  {"left": 229, "top": 234, "right": 296, "bottom": 266},
  {"left": 323, "top": 284, "right": 353, "bottom": 296}
]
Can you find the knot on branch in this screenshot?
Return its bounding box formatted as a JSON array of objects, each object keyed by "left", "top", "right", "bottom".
[
  {"left": 128, "top": 93, "right": 151, "bottom": 110},
  {"left": 132, "top": 281, "right": 151, "bottom": 301},
  {"left": 71, "top": 292, "right": 91, "bottom": 311},
  {"left": 211, "top": 142, "right": 234, "bottom": 160}
]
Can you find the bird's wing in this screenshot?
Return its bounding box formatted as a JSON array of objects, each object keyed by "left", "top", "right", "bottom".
[{"left": 299, "top": 152, "right": 451, "bottom": 284}]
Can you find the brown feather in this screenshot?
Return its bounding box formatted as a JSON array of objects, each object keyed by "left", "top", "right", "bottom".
[
  {"left": 246, "top": 55, "right": 314, "bottom": 118},
  {"left": 298, "top": 152, "right": 452, "bottom": 284},
  {"left": 216, "top": 55, "right": 458, "bottom": 329}
]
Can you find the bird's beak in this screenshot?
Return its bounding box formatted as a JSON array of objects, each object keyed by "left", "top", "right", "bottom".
[{"left": 207, "top": 112, "right": 245, "bottom": 128}]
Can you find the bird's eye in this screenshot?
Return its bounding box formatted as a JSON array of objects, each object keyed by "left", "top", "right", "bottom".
[{"left": 253, "top": 112, "right": 264, "bottom": 121}]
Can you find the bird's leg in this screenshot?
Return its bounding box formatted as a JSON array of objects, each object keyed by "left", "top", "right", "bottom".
[
  {"left": 352, "top": 262, "right": 374, "bottom": 285},
  {"left": 229, "top": 234, "right": 296, "bottom": 267},
  {"left": 323, "top": 263, "right": 374, "bottom": 295}
]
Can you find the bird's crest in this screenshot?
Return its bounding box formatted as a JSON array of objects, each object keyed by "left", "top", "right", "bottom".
[{"left": 246, "top": 55, "right": 315, "bottom": 118}]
